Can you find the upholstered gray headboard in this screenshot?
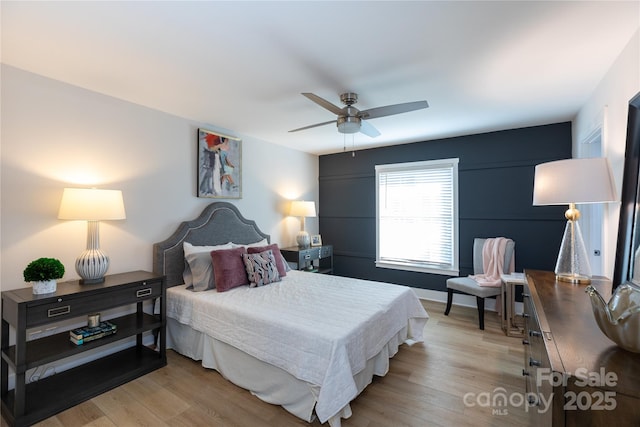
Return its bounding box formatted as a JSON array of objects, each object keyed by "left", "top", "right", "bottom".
[{"left": 153, "top": 202, "right": 270, "bottom": 287}]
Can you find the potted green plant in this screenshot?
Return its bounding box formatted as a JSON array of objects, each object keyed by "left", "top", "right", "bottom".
[{"left": 23, "top": 257, "right": 65, "bottom": 294}]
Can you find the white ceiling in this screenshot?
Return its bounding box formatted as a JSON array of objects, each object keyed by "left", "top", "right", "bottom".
[{"left": 2, "top": 1, "right": 639, "bottom": 155}]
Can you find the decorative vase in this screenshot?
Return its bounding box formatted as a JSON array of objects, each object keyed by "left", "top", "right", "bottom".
[
  {"left": 586, "top": 282, "right": 640, "bottom": 353},
  {"left": 32, "top": 279, "right": 57, "bottom": 295}
]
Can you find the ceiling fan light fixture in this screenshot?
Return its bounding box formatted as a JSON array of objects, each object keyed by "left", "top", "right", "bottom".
[{"left": 337, "top": 116, "right": 361, "bottom": 134}]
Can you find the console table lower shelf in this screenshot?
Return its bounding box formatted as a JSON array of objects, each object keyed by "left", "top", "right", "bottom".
[{"left": 2, "top": 346, "right": 163, "bottom": 427}]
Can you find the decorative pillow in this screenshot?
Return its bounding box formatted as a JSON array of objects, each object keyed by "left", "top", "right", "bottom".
[
  {"left": 183, "top": 242, "right": 234, "bottom": 291},
  {"left": 247, "top": 243, "right": 288, "bottom": 277},
  {"left": 243, "top": 250, "right": 281, "bottom": 287},
  {"left": 211, "top": 246, "right": 249, "bottom": 292}
]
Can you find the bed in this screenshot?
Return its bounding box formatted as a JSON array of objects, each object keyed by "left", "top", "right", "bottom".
[{"left": 153, "top": 202, "right": 429, "bottom": 426}]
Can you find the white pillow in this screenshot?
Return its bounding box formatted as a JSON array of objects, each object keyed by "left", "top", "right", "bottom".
[
  {"left": 183, "top": 241, "right": 234, "bottom": 291},
  {"left": 230, "top": 238, "right": 269, "bottom": 249}
]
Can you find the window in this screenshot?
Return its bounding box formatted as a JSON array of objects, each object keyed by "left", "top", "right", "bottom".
[{"left": 375, "top": 158, "right": 459, "bottom": 275}]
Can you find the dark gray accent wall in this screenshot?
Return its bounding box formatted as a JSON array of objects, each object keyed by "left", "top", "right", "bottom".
[{"left": 318, "top": 122, "right": 572, "bottom": 291}]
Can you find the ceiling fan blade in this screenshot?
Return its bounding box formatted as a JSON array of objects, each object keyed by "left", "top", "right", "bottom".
[
  {"left": 289, "top": 120, "right": 335, "bottom": 133},
  {"left": 302, "top": 93, "right": 344, "bottom": 115},
  {"left": 360, "top": 100, "right": 429, "bottom": 120},
  {"left": 359, "top": 120, "right": 381, "bottom": 138}
]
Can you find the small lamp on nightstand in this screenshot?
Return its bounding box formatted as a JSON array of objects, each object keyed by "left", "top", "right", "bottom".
[
  {"left": 533, "top": 158, "right": 617, "bottom": 284},
  {"left": 58, "top": 188, "right": 126, "bottom": 284},
  {"left": 290, "top": 200, "right": 316, "bottom": 248}
]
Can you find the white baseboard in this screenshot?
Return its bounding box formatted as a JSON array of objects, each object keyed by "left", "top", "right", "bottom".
[{"left": 413, "top": 288, "right": 523, "bottom": 314}]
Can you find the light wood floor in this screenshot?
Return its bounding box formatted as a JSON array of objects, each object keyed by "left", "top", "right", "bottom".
[{"left": 4, "top": 300, "right": 530, "bottom": 427}]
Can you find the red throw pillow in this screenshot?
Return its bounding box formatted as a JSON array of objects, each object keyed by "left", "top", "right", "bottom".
[
  {"left": 247, "top": 244, "right": 287, "bottom": 277},
  {"left": 210, "top": 246, "right": 249, "bottom": 292}
]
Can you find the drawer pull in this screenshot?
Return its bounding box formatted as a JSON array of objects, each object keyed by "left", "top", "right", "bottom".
[
  {"left": 522, "top": 369, "right": 530, "bottom": 377},
  {"left": 522, "top": 339, "right": 530, "bottom": 346},
  {"left": 529, "top": 357, "right": 541, "bottom": 367},
  {"left": 136, "top": 288, "right": 153, "bottom": 298},
  {"left": 529, "top": 330, "right": 542, "bottom": 338},
  {"left": 48, "top": 305, "right": 70, "bottom": 318},
  {"left": 523, "top": 293, "right": 530, "bottom": 298}
]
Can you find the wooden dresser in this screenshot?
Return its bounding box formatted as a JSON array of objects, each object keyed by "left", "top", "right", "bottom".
[{"left": 523, "top": 270, "right": 640, "bottom": 426}]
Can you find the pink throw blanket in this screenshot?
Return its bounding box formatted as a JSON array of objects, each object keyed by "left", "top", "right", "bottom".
[{"left": 470, "top": 237, "right": 514, "bottom": 287}]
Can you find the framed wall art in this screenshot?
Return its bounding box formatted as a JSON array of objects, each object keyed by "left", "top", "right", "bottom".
[{"left": 197, "top": 128, "right": 242, "bottom": 199}]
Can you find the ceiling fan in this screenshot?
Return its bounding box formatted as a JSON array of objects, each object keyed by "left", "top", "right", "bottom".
[{"left": 289, "top": 92, "right": 429, "bottom": 138}]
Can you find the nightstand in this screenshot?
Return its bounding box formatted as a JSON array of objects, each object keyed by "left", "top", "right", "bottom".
[
  {"left": 281, "top": 245, "right": 333, "bottom": 274},
  {"left": 1, "top": 271, "right": 166, "bottom": 427}
]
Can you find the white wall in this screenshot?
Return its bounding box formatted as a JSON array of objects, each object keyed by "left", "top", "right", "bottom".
[
  {"left": 573, "top": 29, "right": 640, "bottom": 279},
  {"left": 0, "top": 65, "right": 319, "bottom": 292}
]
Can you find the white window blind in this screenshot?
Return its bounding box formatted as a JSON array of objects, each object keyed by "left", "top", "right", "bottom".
[{"left": 375, "top": 158, "right": 459, "bottom": 275}]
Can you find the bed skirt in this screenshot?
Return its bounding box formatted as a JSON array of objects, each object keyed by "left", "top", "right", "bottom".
[{"left": 166, "top": 317, "right": 411, "bottom": 427}]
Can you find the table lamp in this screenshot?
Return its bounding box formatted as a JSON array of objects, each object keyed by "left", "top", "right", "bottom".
[
  {"left": 58, "top": 188, "right": 126, "bottom": 284},
  {"left": 533, "top": 157, "right": 617, "bottom": 284},
  {"left": 290, "top": 200, "right": 316, "bottom": 248}
]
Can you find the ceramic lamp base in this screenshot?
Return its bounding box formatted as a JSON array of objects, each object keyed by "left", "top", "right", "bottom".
[
  {"left": 76, "top": 249, "right": 109, "bottom": 285},
  {"left": 296, "top": 230, "right": 310, "bottom": 248}
]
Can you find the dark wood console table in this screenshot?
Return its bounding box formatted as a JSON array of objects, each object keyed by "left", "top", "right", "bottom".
[
  {"left": 523, "top": 270, "right": 640, "bottom": 426},
  {"left": 1, "top": 271, "right": 166, "bottom": 426}
]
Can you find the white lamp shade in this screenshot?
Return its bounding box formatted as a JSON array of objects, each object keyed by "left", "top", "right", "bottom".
[
  {"left": 58, "top": 188, "right": 126, "bottom": 220},
  {"left": 289, "top": 200, "right": 317, "bottom": 217},
  {"left": 533, "top": 158, "right": 618, "bottom": 206}
]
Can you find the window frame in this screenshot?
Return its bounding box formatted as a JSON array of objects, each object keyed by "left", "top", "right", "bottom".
[{"left": 375, "top": 158, "right": 459, "bottom": 276}]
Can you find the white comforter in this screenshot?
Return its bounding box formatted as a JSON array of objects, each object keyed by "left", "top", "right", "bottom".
[{"left": 166, "top": 270, "right": 429, "bottom": 423}]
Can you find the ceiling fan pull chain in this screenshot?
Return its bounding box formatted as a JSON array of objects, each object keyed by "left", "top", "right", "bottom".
[{"left": 352, "top": 134, "right": 356, "bottom": 157}]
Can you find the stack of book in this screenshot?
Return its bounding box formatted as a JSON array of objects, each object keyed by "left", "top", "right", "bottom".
[{"left": 69, "top": 321, "right": 117, "bottom": 345}]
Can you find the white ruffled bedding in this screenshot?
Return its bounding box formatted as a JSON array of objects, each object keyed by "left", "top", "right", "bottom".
[{"left": 166, "top": 270, "right": 429, "bottom": 423}]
